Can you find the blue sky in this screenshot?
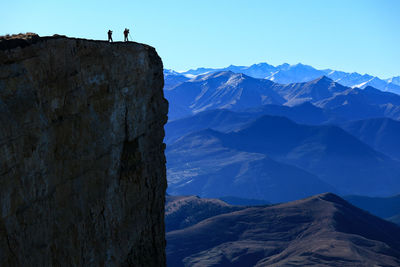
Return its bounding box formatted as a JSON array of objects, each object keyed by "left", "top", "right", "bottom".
[{"left": 1, "top": 0, "right": 399, "bottom": 78}]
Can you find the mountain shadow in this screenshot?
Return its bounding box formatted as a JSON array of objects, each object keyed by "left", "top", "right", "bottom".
[{"left": 166, "top": 128, "right": 335, "bottom": 203}]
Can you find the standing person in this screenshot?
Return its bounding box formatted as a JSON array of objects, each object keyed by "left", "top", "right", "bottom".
[
  {"left": 124, "top": 28, "right": 129, "bottom": 42},
  {"left": 108, "top": 30, "right": 113, "bottom": 42}
]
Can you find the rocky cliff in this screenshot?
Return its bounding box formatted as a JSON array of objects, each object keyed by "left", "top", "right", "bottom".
[{"left": 0, "top": 33, "right": 168, "bottom": 266}]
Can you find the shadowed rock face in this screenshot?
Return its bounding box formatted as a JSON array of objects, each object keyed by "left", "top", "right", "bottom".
[{"left": 0, "top": 34, "right": 168, "bottom": 266}]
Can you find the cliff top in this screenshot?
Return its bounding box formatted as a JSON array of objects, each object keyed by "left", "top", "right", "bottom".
[{"left": 0, "top": 32, "right": 146, "bottom": 51}]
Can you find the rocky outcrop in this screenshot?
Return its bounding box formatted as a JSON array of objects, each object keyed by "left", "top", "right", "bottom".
[{"left": 0, "top": 34, "right": 168, "bottom": 266}]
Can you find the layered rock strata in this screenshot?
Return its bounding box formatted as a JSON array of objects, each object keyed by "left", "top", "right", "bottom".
[{"left": 0, "top": 34, "right": 168, "bottom": 266}]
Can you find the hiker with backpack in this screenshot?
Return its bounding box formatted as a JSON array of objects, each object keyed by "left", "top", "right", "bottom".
[
  {"left": 124, "top": 28, "right": 130, "bottom": 42},
  {"left": 108, "top": 30, "right": 113, "bottom": 42}
]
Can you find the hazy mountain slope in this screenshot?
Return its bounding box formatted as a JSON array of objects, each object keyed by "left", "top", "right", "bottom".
[
  {"left": 243, "top": 102, "right": 343, "bottom": 125},
  {"left": 324, "top": 71, "right": 400, "bottom": 93},
  {"left": 164, "top": 102, "right": 343, "bottom": 144},
  {"left": 165, "top": 195, "right": 244, "bottom": 232},
  {"left": 164, "top": 69, "right": 190, "bottom": 90},
  {"left": 343, "top": 194, "right": 400, "bottom": 219},
  {"left": 164, "top": 109, "right": 253, "bottom": 144},
  {"left": 271, "top": 76, "right": 349, "bottom": 106},
  {"left": 388, "top": 214, "right": 400, "bottom": 225},
  {"left": 167, "top": 193, "right": 400, "bottom": 267},
  {"left": 316, "top": 86, "right": 400, "bottom": 121},
  {"left": 318, "top": 85, "right": 400, "bottom": 106},
  {"left": 340, "top": 117, "right": 400, "bottom": 160},
  {"left": 166, "top": 129, "right": 335, "bottom": 203},
  {"left": 387, "top": 76, "right": 400, "bottom": 86},
  {"left": 222, "top": 115, "right": 400, "bottom": 195}
]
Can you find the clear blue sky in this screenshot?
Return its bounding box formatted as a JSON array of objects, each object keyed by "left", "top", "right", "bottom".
[{"left": 1, "top": 0, "right": 399, "bottom": 78}]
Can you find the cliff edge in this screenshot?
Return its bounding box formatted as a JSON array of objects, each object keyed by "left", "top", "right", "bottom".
[{"left": 0, "top": 33, "right": 168, "bottom": 266}]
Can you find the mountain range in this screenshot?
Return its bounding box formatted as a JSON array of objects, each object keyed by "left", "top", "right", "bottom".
[
  {"left": 164, "top": 65, "right": 400, "bottom": 203},
  {"left": 165, "top": 62, "right": 400, "bottom": 94},
  {"left": 164, "top": 71, "right": 400, "bottom": 121},
  {"left": 163, "top": 62, "right": 400, "bottom": 266},
  {"left": 166, "top": 193, "right": 400, "bottom": 267}
]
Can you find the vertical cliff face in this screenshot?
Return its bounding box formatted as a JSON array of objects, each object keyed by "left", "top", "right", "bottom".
[{"left": 0, "top": 34, "right": 168, "bottom": 266}]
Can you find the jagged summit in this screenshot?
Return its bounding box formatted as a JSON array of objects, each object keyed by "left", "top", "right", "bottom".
[
  {"left": 288, "top": 192, "right": 348, "bottom": 206},
  {"left": 312, "top": 75, "right": 334, "bottom": 84}
]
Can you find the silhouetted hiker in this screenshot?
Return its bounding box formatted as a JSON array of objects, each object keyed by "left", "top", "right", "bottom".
[
  {"left": 124, "top": 28, "right": 130, "bottom": 42},
  {"left": 108, "top": 30, "right": 113, "bottom": 42}
]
